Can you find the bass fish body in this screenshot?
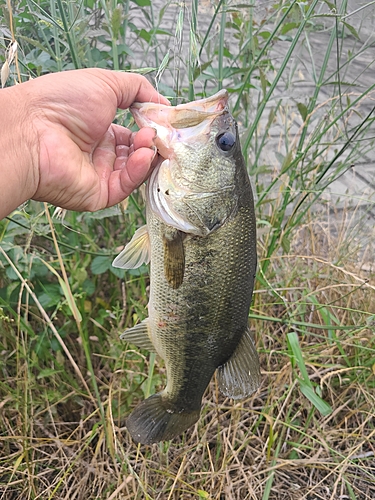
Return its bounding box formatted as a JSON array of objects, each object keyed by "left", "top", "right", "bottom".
[{"left": 113, "top": 90, "right": 260, "bottom": 445}]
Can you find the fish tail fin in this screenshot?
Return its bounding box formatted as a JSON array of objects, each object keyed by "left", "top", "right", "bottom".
[{"left": 126, "top": 393, "right": 200, "bottom": 445}]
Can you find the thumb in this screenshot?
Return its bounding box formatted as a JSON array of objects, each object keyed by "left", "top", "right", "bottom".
[{"left": 88, "top": 69, "right": 170, "bottom": 110}]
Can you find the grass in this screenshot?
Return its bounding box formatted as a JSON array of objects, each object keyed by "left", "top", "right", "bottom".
[{"left": 1, "top": 0, "right": 375, "bottom": 498}]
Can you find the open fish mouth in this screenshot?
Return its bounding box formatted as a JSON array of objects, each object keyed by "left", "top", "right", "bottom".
[
  {"left": 130, "top": 89, "right": 239, "bottom": 236},
  {"left": 130, "top": 90, "right": 229, "bottom": 159}
]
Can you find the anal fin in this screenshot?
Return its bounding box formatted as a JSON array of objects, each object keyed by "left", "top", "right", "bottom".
[
  {"left": 120, "top": 318, "right": 156, "bottom": 353},
  {"left": 217, "top": 327, "right": 260, "bottom": 400}
]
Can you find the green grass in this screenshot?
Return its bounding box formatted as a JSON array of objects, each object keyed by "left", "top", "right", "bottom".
[{"left": 1, "top": 0, "right": 375, "bottom": 498}]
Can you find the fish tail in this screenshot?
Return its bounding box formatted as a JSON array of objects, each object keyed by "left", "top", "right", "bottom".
[{"left": 126, "top": 393, "right": 200, "bottom": 445}]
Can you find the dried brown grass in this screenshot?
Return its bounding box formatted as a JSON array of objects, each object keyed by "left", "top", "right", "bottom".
[{"left": 1, "top": 204, "right": 374, "bottom": 500}]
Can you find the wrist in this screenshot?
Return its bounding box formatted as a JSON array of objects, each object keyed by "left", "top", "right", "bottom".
[{"left": 0, "top": 83, "right": 39, "bottom": 219}]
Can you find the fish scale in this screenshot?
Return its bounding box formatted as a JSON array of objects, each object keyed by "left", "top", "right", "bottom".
[
  {"left": 149, "top": 206, "right": 255, "bottom": 394},
  {"left": 113, "top": 90, "right": 261, "bottom": 444}
]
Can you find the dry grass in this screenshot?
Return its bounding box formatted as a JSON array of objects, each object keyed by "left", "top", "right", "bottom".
[
  {"left": 1, "top": 205, "right": 374, "bottom": 500},
  {"left": 1, "top": 1, "right": 375, "bottom": 498}
]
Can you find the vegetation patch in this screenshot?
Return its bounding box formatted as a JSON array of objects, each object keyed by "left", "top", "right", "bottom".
[{"left": 1, "top": 0, "right": 374, "bottom": 498}]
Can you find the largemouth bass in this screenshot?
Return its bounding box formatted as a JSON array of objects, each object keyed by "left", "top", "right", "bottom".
[{"left": 113, "top": 90, "right": 260, "bottom": 445}]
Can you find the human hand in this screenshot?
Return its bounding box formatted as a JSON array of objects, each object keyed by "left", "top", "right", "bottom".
[{"left": 18, "top": 69, "right": 169, "bottom": 212}]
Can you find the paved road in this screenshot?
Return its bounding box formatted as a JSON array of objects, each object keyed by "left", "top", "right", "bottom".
[{"left": 127, "top": 1, "right": 375, "bottom": 218}]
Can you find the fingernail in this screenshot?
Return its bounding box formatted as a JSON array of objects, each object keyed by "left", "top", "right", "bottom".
[{"left": 151, "top": 145, "right": 158, "bottom": 162}]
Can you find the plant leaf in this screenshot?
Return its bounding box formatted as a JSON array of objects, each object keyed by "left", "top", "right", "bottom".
[
  {"left": 287, "top": 331, "right": 311, "bottom": 386},
  {"left": 37, "top": 258, "right": 82, "bottom": 322},
  {"left": 91, "top": 255, "right": 111, "bottom": 275},
  {"left": 300, "top": 383, "right": 332, "bottom": 416},
  {"left": 343, "top": 21, "right": 360, "bottom": 40},
  {"left": 131, "top": 0, "right": 151, "bottom": 6},
  {"left": 297, "top": 102, "right": 308, "bottom": 122}
]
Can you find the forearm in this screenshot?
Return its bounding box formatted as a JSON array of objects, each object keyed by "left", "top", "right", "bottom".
[{"left": 0, "top": 84, "right": 38, "bottom": 219}]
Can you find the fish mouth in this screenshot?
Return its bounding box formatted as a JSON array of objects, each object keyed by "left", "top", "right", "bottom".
[{"left": 130, "top": 90, "right": 229, "bottom": 158}]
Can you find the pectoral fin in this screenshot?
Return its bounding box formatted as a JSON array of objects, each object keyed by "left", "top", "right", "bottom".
[
  {"left": 120, "top": 318, "right": 156, "bottom": 353},
  {"left": 112, "top": 225, "right": 150, "bottom": 269},
  {"left": 163, "top": 228, "right": 185, "bottom": 289},
  {"left": 217, "top": 327, "right": 261, "bottom": 399}
]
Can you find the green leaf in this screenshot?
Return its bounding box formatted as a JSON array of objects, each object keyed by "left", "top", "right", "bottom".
[
  {"left": 37, "top": 368, "right": 63, "bottom": 379},
  {"left": 288, "top": 332, "right": 332, "bottom": 416},
  {"left": 37, "top": 258, "right": 82, "bottom": 323},
  {"left": 38, "top": 283, "right": 62, "bottom": 308},
  {"left": 29, "top": 259, "right": 48, "bottom": 280},
  {"left": 116, "top": 44, "right": 135, "bottom": 57},
  {"left": 17, "top": 35, "right": 52, "bottom": 55},
  {"left": 193, "top": 60, "right": 213, "bottom": 79},
  {"left": 91, "top": 256, "right": 111, "bottom": 275},
  {"left": 259, "top": 68, "right": 267, "bottom": 99},
  {"left": 82, "top": 279, "right": 96, "bottom": 296},
  {"left": 322, "top": 0, "right": 336, "bottom": 10},
  {"left": 137, "top": 29, "right": 151, "bottom": 43},
  {"left": 154, "top": 29, "right": 173, "bottom": 36},
  {"left": 6, "top": 266, "right": 21, "bottom": 281},
  {"left": 131, "top": 0, "right": 151, "bottom": 6},
  {"left": 300, "top": 383, "right": 332, "bottom": 416},
  {"left": 287, "top": 331, "right": 310, "bottom": 385},
  {"left": 267, "top": 108, "right": 276, "bottom": 128},
  {"left": 156, "top": 50, "right": 170, "bottom": 81},
  {"left": 258, "top": 31, "right": 271, "bottom": 40},
  {"left": 197, "top": 491, "right": 209, "bottom": 499},
  {"left": 61, "top": 281, "right": 83, "bottom": 322},
  {"left": 297, "top": 102, "right": 308, "bottom": 122},
  {"left": 343, "top": 21, "right": 360, "bottom": 40},
  {"left": 280, "top": 22, "right": 299, "bottom": 35},
  {"left": 110, "top": 266, "right": 126, "bottom": 279},
  {"left": 223, "top": 47, "right": 232, "bottom": 58},
  {"left": 175, "top": 8, "right": 184, "bottom": 36},
  {"left": 281, "top": 234, "right": 290, "bottom": 253}
]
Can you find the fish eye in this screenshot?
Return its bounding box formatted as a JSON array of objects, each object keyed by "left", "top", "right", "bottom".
[{"left": 216, "top": 132, "right": 236, "bottom": 152}]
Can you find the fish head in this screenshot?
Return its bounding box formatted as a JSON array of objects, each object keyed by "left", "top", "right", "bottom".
[{"left": 130, "top": 90, "right": 245, "bottom": 236}]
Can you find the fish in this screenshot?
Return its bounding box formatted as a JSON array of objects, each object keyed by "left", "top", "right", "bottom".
[{"left": 112, "top": 89, "right": 260, "bottom": 445}]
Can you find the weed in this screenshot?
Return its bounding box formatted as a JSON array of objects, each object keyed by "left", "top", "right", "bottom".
[{"left": 0, "top": 0, "right": 374, "bottom": 499}]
